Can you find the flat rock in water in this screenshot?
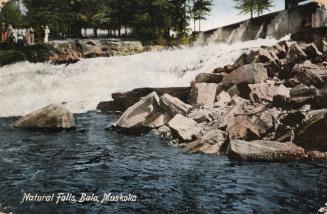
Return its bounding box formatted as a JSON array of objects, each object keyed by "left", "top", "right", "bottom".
[
  {"left": 116, "top": 92, "right": 160, "bottom": 130},
  {"left": 168, "top": 114, "right": 201, "bottom": 141},
  {"left": 13, "top": 104, "right": 75, "bottom": 131},
  {"left": 227, "top": 140, "right": 305, "bottom": 162}
]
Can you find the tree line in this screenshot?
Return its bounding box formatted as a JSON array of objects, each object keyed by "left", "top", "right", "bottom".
[
  {"left": 0, "top": 0, "right": 302, "bottom": 43},
  {"left": 0, "top": 0, "right": 213, "bottom": 43}
]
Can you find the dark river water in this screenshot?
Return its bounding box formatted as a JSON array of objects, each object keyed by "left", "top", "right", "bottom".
[{"left": 0, "top": 111, "right": 326, "bottom": 214}]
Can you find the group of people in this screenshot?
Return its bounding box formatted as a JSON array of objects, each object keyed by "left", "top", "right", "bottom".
[{"left": 1, "top": 23, "right": 50, "bottom": 46}]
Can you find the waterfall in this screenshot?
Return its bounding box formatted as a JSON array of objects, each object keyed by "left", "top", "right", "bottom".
[
  {"left": 227, "top": 23, "right": 248, "bottom": 44},
  {"left": 255, "top": 24, "right": 265, "bottom": 40},
  {"left": 0, "top": 37, "right": 287, "bottom": 117}
]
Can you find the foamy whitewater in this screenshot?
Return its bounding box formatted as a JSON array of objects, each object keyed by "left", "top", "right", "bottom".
[{"left": 0, "top": 37, "right": 287, "bottom": 117}]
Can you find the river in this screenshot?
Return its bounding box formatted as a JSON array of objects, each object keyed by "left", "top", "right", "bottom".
[{"left": 1, "top": 37, "right": 327, "bottom": 213}]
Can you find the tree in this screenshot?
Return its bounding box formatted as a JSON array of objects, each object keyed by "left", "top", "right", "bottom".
[
  {"left": 192, "top": 0, "right": 213, "bottom": 32},
  {"left": 0, "top": 0, "right": 25, "bottom": 27},
  {"left": 234, "top": 0, "right": 273, "bottom": 19}
]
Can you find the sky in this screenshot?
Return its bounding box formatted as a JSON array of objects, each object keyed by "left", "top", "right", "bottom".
[{"left": 198, "top": 0, "right": 285, "bottom": 31}]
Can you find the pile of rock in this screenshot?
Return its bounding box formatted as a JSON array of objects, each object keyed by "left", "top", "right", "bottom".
[{"left": 108, "top": 39, "right": 327, "bottom": 162}]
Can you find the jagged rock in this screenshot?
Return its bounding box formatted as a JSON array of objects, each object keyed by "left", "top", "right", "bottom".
[
  {"left": 256, "top": 48, "right": 280, "bottom": 64},
  {"left": 271, "top": 44, "right": 287, "bottom": 59},
  {"left": 183, "top": 129, "right": 227, "bottom": 155},
  {"left": 161, "top": 93, "right": 192, "bottom": 116},
  {"left": 222, "top": 63, "right": 268, "bottom": 87},
  {"left": 168, "top": 114, "right": 201, "bottom": 141},
  {"left": 111, "top": 87, "right": 191, "bottom": 112},
  {"left": 227, "top": 140, "right": 305, "bottom": 162},
  {"left": 249, "top": 107, "right": 280, "bottom": 137},
  {"left": 278, "top": 41, "right": 292, "bottom": 53},
  {"left": 290, "top": 84, "right": 318, "bottom": 105},
  {"left": 13, "top": 104, "right": 75, "bottom": 130},
  {"left": 188, "top": 109, "right": 212, "bottom": 123},
  {"left": 315, "top": 87, "right": 327, "bottom": 108},
  {"left": 295, "top": 109, "right": 327, "bottom": 152},
  {"left": 195, "top": 73, "right": 225, "bottom": 84},
  {"left": 294, "top": 61, "right": 325, "bottom": 88},
  {"left": 249, "top": 82, "right": 290, "bottom": 103},
  {"left": 318, "top": 203, "right": 327, "bottom": 214},
  {"left": 285, "top": 78, "right": 301, "bottom": 88},
  {"left": 286, "top": 43, "right": 307, "bottom": 64},
  {"left": 116, "top": 92, "right": 161, "bottom": 130},
  {"left": 306, "top": 151, "right": 327, "bottom": 160},
  {"left": 302, "top": 43, "right": 323, "bottom": 58},
  {"left": 215, "top": 91, "right": 232, "bottom": 107},
  {"left": 227, "top": 115, "right": 261, "bottom": 141},
  {"left": 189, "top": 83, "right": 219, "bottom": 108},
  {"left": 226, "top": 84, "right": 251, "bottom": 99},
  {"left": 144, "top": 112, "right": 172, "bottom": 129},
  {"left": 156, "top": 125, "right": 173, "bottom": 140}
]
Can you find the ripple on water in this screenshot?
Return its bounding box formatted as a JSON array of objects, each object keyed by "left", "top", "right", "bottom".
[{"left": 0, "top": 112, "right": 326, "bottom": 213}]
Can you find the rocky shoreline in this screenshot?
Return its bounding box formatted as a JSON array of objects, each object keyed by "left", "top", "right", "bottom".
[
  {"left": 0, "top": 39, "right": 164, "bottom": 67},
  {"left": 10, "top": 37, "right": 327, "bottom": 163}
]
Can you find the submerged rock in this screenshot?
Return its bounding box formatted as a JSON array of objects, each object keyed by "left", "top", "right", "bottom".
[
  {"left": 13, "top": 104, "right": 75, "bottom": 131},
  {"left": 227, "top": 140, "right": 305, "bottom": 162}
]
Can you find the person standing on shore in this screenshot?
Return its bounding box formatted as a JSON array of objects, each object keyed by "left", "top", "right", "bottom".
[
  {"left": 29, "top": 27, "right": 35, "bottom": 44},
  {"left": 1, "top": 23, "right": 8, "bottom": 42},
  {"left": 44, "top": 25, "right": 50, "bottom": 43},
  {"left": 24, "top": 27, "right": 31, "bottom": 46},
  {"left": 12, "top": 28, "right": 17, "bottom": 43}
]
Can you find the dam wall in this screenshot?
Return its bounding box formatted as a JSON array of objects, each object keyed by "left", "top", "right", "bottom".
[{"left": 202, "top": 2, "right": 327, "bottom": 44}]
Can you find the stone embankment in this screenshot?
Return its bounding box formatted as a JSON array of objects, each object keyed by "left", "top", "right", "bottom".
[
  {"left": 97, "top": 38, "right": 327, "bottom": 162},
  {"left": 11, "top": 37, "right": 327, "bottom": 162}
]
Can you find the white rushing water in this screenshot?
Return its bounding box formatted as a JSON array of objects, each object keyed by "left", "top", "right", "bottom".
[{"left": 0, "top": 37, "right": 287, "bottom": 117}]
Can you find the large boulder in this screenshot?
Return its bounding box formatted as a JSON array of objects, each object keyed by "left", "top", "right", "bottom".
[
  {"left": 13, "top": 104, "right": 75, "bottom": 130},
  {"left": 249, "top": 81, "right": 290, "bottom": 103},
  {"left": 293, "top": 61, "right": 325, "bottom": 88},
  {"left": 227, "top": 115, "right": 261, "bottom": 141},
  {"left": 222, "top": 63, "right": 268, "bottom": 87},
  {"left": 183, "top": 129, "right": 227, "bottom": 155},
  {"left": 116, "top": 92, "right": 161, "bottom": 130},
  {"left": 227, "top": 140, "right": 305, "bottom": 162},
  {"left": 295, "top": 109, "right": 327, "bottom": 152},
  {"left": 290, "top": 84, "right": 318, "bottom": 105},
  {"left": 161, "top": 93, "right": 192, "bottom": 116},
  {"left": 189, "top": 83, "right": 219, "bottom": 108},
  {"left": 168, "top": 114, "right": 201, "bottom": 141},
  {"left": 286, "top": 43, "right": 307, "bottom": 64},
  {"left": 111, "top": 87, "right": 191, "bottom": 112}
]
